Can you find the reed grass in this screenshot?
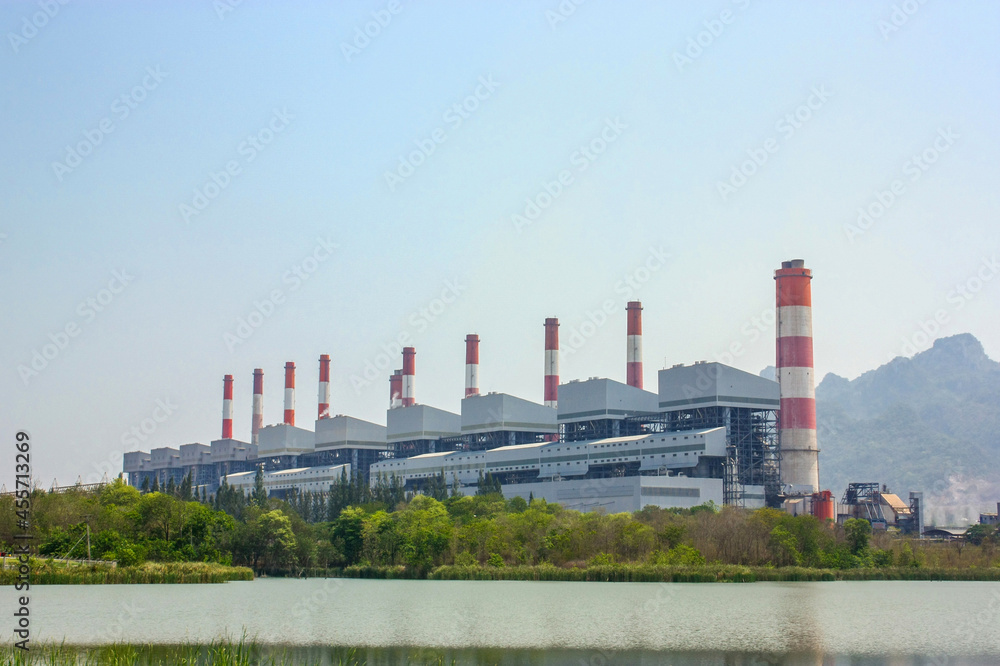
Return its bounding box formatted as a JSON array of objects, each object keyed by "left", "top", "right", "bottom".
[
  {"left": 0, "top": 642, "right": 471, "bottom": 665},
  {"left": 0, "top": 560, "right": 253, "bottom": 585}
]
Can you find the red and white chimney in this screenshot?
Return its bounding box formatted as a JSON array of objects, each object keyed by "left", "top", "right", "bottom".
[
  {"left": 465, "top": 334, "right": 480, "bottom": 397},
  {"left": 401, "top": 347, "right": 416, "bottom": 407},
  {"left": 283, "top": 361, "right": 296, "bottom": 426},
  {"left": 222, "top": 374, "right": 234, "bottom": 439},
  {"left": 544, "top": 318, "right": 559, "bottom": 409},
  {"left": 389, "top": 369, "right": 402, "bottom": 409},
  {"left": 626, "top": 301, "right": 643, "bottom": 389},
  {"left": 252, "top": 368, "right": 263, "bottom": 445},
  {"left": 775, "top": 259, "right": 819, "bottom": 493},
  {"left": 318, "top": 354, "right": 331, "bottom": 419}
]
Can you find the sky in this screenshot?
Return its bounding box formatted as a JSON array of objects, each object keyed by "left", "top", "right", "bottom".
[{"left": 1, "top": 1, "right": 998, "bottom": 490}]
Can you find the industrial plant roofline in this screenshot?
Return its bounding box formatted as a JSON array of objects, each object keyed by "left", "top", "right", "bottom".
[{"left": 657, "top": 362, "right": 779, "bottom": 411}]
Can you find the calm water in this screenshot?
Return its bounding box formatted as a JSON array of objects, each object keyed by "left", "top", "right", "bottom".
[{"left": 7, "top": 579, "right": 1000, "bottom": 663}]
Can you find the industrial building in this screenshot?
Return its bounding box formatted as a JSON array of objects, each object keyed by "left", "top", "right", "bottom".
[{"left": 124, "top": 261, "right": 831, "bottom": 516}]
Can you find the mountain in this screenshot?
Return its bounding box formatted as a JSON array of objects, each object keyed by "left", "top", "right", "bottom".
[{"left": 814, "top": 334, "right": 1000, "bottom": 524}]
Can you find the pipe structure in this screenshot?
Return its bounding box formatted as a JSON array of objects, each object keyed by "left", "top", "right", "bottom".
[
  {"left": 775, "top": 259, "right": 819, "bottom": 493},
  {"left": 544, "top": 317, "right": 559, "bottom": 441},
  {"left": 283, "top": 361, "right": 296, "bottom": 426},
  {"left": 318, "top": 354, "right": 331, "bottom": 420},
  {"left": 401, "top": 348, "right": 416, "bottom": 407},
  {"left": 465, "top": 334, "right": 480, "bottom": 397},
  {"left": 389, "top": 369, "right": 402, "bottom": 409},
  {"left": 252, "top": 368, "right": 263, "bottom": 446},
  {"left": 626, "top": 301, "right": 643, "bottom": 389},
  {"left": 222, "top": 374, "right": 234, "bottom": 440}
]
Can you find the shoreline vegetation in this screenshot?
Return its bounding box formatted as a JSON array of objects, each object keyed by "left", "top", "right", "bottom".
[
  {"left": 0, "top": 560, "right": 252, "bottom": 585},
  {"left": 2, "top": 477, "right": 997, "bottom": 586}
]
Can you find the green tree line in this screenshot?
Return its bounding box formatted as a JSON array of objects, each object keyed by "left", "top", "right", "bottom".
[{"left": 1, "top": 475, "right": 997, "bottom": 576}]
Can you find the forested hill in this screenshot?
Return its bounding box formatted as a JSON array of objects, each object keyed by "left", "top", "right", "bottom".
[{"left": 815, "top": 334, "right": 1000, "bottom": 524}]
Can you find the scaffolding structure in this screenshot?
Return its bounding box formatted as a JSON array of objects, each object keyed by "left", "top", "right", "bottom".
[
  {"left": 625, "top": 405, "right": 780, "bottom": 507},
  {"left": 841, "top": 482, "right": 888, "bottom": 527},
  {"left": 439, "top": 429, "right": 547, "bottom": 453}
]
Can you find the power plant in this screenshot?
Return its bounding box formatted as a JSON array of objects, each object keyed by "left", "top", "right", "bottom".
[{"left": 123, "top": 260, "right": 832, "bottom": 515}]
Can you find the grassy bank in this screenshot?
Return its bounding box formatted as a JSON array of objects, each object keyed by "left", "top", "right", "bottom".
[
  {"left": 289, "top": 563, "right": 1000, "bottom": 583},
  {"left": 0, "top": 560, "right": 253, "bottom": 585},
  {"left": 0, "top": 642, "right": 477, "bottom": 666},
  {"left": 428, "top": 563, "right": 1000, "bottom": 583}
]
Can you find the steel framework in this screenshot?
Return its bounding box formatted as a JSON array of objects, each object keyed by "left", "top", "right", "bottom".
[{"left": 624, "top": 406, "right": 781, "bottom": 507}]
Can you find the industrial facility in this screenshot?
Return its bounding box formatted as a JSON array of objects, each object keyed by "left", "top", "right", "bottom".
[{"left": 124, "top": 260, "right": 835, "bottom": 516}]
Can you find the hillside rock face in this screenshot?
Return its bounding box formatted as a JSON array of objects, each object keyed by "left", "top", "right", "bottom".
[{"left": 814, "top": 334, "right": 1000, "bottom": 523}]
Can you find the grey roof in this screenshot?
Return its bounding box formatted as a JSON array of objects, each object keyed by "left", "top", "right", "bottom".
[
  {"left": 210, "top": 438, "right": 257, "bottom": 463},
  {"left": 257, "top": 424, "right": 315, "bottom": 455},
  {"left": 461, "top": 392, "right": 557, "bottom": 434},
  {"left": 558, "top": 378, "right": 659, "bottom": 422},
  {"left": 657, "top": 362, "right": 780, "bottom": 411},
  {"left": 315, "top": 415, "right": 388, "bottom": 450},
  {"left": 386, "top": 404, "right": 462, "bottom": 443}
]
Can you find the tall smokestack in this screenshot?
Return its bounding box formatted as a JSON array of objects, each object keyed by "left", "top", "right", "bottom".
[
  {"left": 318, "top": 354, "right": 331, "bottom": 419},
  {"left": 775, "top": 259, "right": 819, "bottom": 493},
  {"left": 401, "top": 348, "right": 415, "bottom": 407},
  {"left": 465, "top": 334, "right": 480, "bottom": 397},
  {"left": 222, "top": 374, "right": 234, "bottom": 439},
  {"left": 626, "top": 301, "right": 643, "bottom": 389},
  {"left": 544, "top": 318, "right": 559, "bottom": 442},
  {"left": 284, "top": 361, "right": 296, "bottom": 426},
  {"left": 389, "top": 369, "right": 402, "bottom": 409},
  {"left": 252, "top": 368, "right": 263, "bottom": 446}
]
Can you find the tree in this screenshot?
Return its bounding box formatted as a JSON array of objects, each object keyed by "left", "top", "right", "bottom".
[
  {"left": 397, "top": 495, "right": 454, "bottom": 572},
  {"left": 844, "top": 518, "right": 872, "bottom": 555},
  {"left": 179, "top": 472, "right": 193, "bottom": 501},
  {"left": 965, "top": 524, "right": 996, "bottom": 546},
  {"left": 140, "top": 477, "right": 150, "bottom": 493},
  {"left": 251, "top": 466, "right": 267, "bottom": 508},
  {"left": 332, "top": 506, "right": 366, "bottom": 565},
  {"left": 245, "top": 510, "right": 297, "bottom": 571},
  {"left": 150, "top": 476, "right": 159, "bottom": 493}
]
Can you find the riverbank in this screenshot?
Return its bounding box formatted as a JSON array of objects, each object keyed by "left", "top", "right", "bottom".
[
  {"left": 294, "top": 562, "right": 1000, "bottom": 583},
  {"left": 0, "top": 560, "right": 253, "bottom": 584}
]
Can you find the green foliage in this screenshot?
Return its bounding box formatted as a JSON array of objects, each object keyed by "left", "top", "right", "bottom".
[
  {"left": 844, "top": 518, "right": 872, "bottom": 555},
  {"left": 588, "top": 552, "right": 615, "bottom": 566},
  {"left": 965, "top": 524, "right": 996, "bottom": 546},
  {"left": 7, "top": 478, "right": 1000, "bottom": 584}
]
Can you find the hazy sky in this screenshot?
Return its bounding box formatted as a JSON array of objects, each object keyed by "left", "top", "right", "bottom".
[{"left": 2, "top": 1, "right": 998, "bottom": 489}]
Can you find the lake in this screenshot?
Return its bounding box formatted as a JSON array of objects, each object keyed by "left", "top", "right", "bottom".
[{"left": 7, "top": 579, "right": 1000, "bottom": 664}]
